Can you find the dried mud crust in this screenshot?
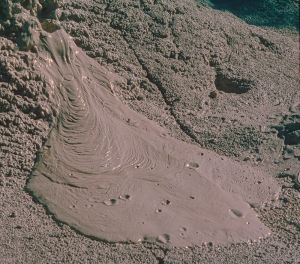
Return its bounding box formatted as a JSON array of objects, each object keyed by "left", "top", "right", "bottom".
[
  {"left": 0, "top": 0, "right": 299, "bottom": 263},
  {"left": 0, "top": 38, "right": 50, "bottom": 178}
]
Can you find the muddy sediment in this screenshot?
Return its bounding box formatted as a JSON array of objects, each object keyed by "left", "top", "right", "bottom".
[
  {"left": 1, "top": 0, "right": 299, "bottom": 262},
  {"left": 26, "top": 28, "right": 279, "bottom": 246}
]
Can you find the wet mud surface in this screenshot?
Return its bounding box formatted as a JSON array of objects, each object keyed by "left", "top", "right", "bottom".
[
  {"left": 26, "top": 29, "right": 279, "bottom": 246},
  {"left": 1, "top": 0, "right": 299, "bottom": 262}
]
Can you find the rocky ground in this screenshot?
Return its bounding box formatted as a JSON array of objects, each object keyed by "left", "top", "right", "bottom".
[{"left": 0, "top": 0, "right": 299, "bottom": 263}]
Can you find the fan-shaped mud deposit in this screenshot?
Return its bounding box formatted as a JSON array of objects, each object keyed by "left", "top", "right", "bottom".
[{"left": 27, "top": 28, "right": 279, "bottom": 247}]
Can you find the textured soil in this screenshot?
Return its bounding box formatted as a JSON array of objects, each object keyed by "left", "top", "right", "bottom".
[{"left": 0, "top": 0, "right": 299, "bottom": 263}]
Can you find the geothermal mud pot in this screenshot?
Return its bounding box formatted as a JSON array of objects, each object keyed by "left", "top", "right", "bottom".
[
  {"left": 1, "top": 0, "right": 299, "bottom": 261},
  {"left": 27, "top": 28, "right": 279, "bottom": 247}
]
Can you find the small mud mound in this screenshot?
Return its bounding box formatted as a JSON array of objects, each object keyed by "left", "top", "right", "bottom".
[{"left": 215, "top": 73, "right": 251, "bottom": 94}]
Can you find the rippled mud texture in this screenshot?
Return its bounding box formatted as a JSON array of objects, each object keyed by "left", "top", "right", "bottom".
[{"left": 26, "top": 28, "right": 279, "bottom": 247}]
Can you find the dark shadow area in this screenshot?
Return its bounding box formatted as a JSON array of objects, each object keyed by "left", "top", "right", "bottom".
[
  {"left": 215, "top": 73, "right": 251, "bottom": 94},
  {"left": 196, "top": 0, "right": 299, "bottom": 31},
  {"left": 40, "top": 20, "right": 61, "bottom": 33},
  {"left": 272, "top": 114, "right": 300, "bottom": 145}
]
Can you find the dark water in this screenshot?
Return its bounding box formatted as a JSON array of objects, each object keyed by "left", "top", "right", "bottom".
[{"left": 196, "top": 0, "right": 299, "bottom": 31}]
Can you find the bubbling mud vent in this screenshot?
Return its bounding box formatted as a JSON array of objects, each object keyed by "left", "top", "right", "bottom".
[{"left": 27, "top": 29, "right": 280, "bottom": 247}]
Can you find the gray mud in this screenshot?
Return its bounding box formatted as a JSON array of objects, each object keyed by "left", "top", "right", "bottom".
[{"left": 1, "top": 0, "right": 299, "bottom": 262}]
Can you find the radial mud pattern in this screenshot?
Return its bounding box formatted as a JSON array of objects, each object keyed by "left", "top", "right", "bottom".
[{"left": 27, "top": 29, "right": 279, "bottom": 247}]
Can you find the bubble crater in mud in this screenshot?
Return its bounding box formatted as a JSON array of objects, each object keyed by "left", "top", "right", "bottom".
[
  {"left": 228, "top": 209, "right": 244, "bottom": 218},
  {"left": 185, "top": 162, "right": 199, "bottom": 169},
  {"left": 103, "top": 199, "right": 117, "bottom": 206},
  {"left": 26, "top": 29, "right": 279, "bottom": 247}
]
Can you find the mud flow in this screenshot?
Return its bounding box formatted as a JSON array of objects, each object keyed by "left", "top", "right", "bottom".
[{"left": 27, "top": 29, "right": 279, "bottom": 247}]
